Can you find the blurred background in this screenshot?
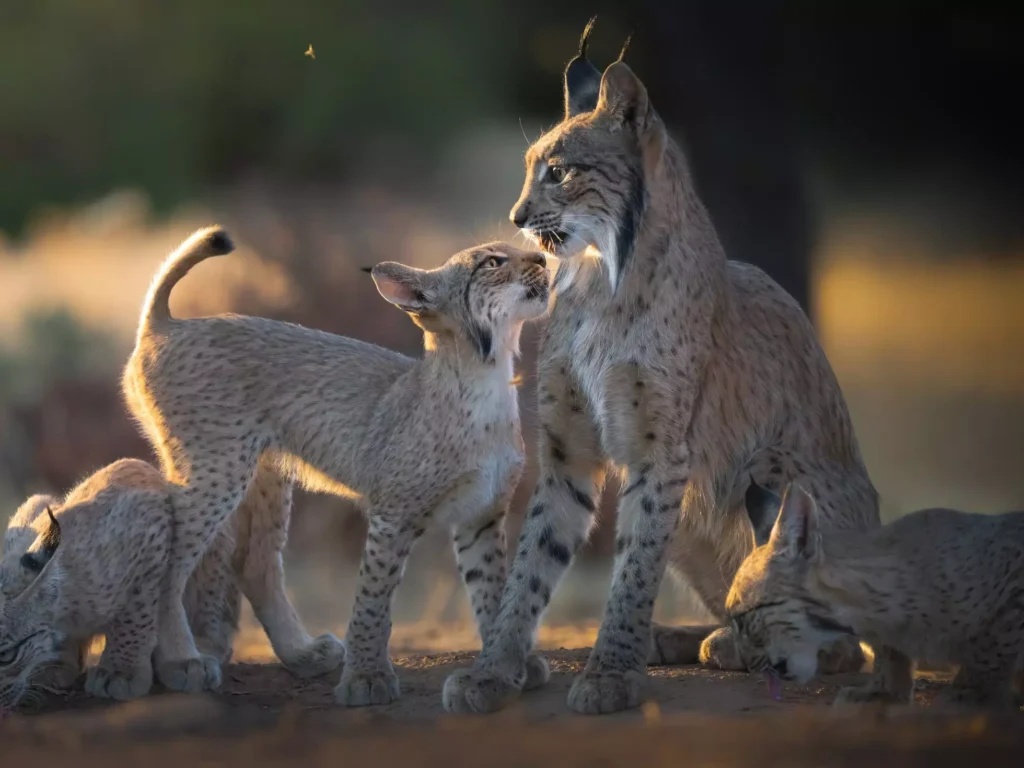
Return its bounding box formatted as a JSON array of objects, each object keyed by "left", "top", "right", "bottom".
[{"left": 1, "top": 1, "right": 1021, "bottom": 656}]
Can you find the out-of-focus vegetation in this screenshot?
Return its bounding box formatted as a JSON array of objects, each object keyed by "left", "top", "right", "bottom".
[{"left": 0, "top": 1, "right": 558, "bottom": 235}]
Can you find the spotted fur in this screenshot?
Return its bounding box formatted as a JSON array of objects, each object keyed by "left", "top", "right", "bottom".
[
  {"left": 0, "top": 459, "right": 241, "bottom": 708},
  {"left": 122, "top": 228, "right": 551, "bottom": 705},
  {"left": 444, "top": 23, "right": 908, "bottom": 715},
  {"left": 729, "top": 482, "right": 1024, "bottom": 709}
]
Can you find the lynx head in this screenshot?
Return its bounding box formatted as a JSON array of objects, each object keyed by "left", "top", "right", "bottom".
[
  {"left": 3, "top": 494, "right": 58, "bottom": 559},
  {"left": 368, "top": 242, "right": 549, "bottom": 363},
  {"left": 0, "top": 507, "right": 63, "bottom": 712},
  {"left": 510, "top": 18, "right": 666, "bottom": 290},
  {"left": 726, "top": 482, "right": 855, "bottom": 685}
]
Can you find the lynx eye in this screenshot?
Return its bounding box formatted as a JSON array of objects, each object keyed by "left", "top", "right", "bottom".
[
  {"left": 0, "top": 647, "right": 16, "bottom": 666},
  {"left": 547, "top": 164, "right": 568, "bottom": 184},
  {"left": 483, "top": 256, "right": 506, "bottom": 269}
]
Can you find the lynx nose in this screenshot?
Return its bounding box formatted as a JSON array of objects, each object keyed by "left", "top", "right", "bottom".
[
  {"left": 510, "top": 204, "right": 530, "bottom": 229},
  {"left": 527, "top": 252, "right": 546, "bottom": 267}
]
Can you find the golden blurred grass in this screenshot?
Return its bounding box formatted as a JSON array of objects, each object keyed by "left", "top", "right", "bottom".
[{"left": 818, "top": 257, "right": 1024, "bottom": 395}]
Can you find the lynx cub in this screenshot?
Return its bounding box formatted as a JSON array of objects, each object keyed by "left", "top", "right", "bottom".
[
  {"left": 122, "top": 228, "right": 551, "bottom": 705},
  {"left": 0, "top": 459, "right": 239, "bottom": 709},
  {"left": 729, "top": 480, "right": 1024, "bottom": 709}
]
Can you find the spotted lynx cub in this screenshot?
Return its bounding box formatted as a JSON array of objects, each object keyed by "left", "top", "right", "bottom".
[
  {"left": 0, "top": 459, "right": 240, "bottom": 710},
  {"left": 444, "top": 20, "right": 905, "bottom": 715},
  {"left": 122, "top": 227, "right": 551, "bottom": 705},
  {"left": 729, "top": 481, "right": 1024, "bottom": 709}
]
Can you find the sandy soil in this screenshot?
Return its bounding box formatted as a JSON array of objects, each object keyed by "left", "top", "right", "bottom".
[{"left": 3, "top": 645, "right": 1022, "bottom": 767}]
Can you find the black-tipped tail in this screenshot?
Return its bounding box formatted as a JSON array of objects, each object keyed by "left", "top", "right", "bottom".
[{"left": 137, "top": 226, "right": 235, "bottom": 341}]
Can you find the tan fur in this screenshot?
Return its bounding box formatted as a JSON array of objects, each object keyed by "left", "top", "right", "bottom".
[
  {"left": 0, "top": 459, "right": 240, "bottom": 708},
  {"left": 122, "top": 228, "right": 551, "bottom": 705},
  {"left": 729, "top": 483, "right": 1024, "bottom": 709},
  {"left": 444, "top": 34, "right": 905, "bottom": 715}
]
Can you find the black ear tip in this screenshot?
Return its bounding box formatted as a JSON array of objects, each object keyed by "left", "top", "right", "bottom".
[
  {"left": 360, "top": 266, "right": 374, "bottom": 275},
  {"left": 579, "top": 15, "right": 598, "bottom": 56},
  {"left": 617, "top": 31, "right": 634, "bottom": 62}
]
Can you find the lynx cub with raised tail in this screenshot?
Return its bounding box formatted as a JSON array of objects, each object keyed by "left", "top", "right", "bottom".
[{"left": 122, "top": 227, "right": 551, "bottom": 705}]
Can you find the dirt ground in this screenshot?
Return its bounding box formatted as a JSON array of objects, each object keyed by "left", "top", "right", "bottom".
[{"left": 3, "top": 645, "right": 1022, "bottom": 767}]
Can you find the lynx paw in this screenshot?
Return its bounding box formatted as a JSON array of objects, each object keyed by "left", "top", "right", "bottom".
[
  {"left": 335, "top": 665, "right": 400, "bottom": 707},
  {"left": 523, "top": 653, "right": 551, "bottom": 691},
  {"left": 442, "top": 666, "right": 521, "bottom": 714},
  {"left": 698, "top": 627, "right": 745, "bottom": 671},
  {"left": 282, "top": 634, "right": 346, "bottom": 679},
  {"left": 567, "top": 669, "right": 644, "bottom": 715},
  {"left": 155, "top": 655, "right": 222, "bottom": 693},
  {"left": 85, "top": 664, "right": 154, "bottom": 701}
]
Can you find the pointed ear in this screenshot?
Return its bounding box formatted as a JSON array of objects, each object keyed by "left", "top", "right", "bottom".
[
  {"left": 745, "top": 478, "right": 782, "bottom": 547},
  {"left": 370, "top": 262, "right": 436, "bottom": 313},
  {"left": 564, "top": 16, "right": 602, "bottom": 119},
  {"left": 20, "top": 506, "right": 60, "bottom": 574},
  {"left": 768, "top": 484, "right": 821, "bottom": 560},
  {"left": 597, "top": 61, "right": 652, "bottom": 132}
]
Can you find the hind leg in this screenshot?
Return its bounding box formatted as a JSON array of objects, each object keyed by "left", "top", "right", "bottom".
[
  {"left": 236, "top": 460, "right": 344, "bottom": 679},
  {"left": 155, "top": 442, "right": 261, "bottom": 693},
  {"left": 934, "top": 612, "right": 1024, "bottom": 711},
  {"left": 184, "top": 523, "right": 242, "bottom": 665}
]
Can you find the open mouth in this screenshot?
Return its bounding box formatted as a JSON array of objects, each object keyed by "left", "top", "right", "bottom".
[{"left": 533, "top": 228, "right": 570, "bottom": 254}]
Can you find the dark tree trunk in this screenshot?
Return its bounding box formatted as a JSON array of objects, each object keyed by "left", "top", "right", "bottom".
[{"left": 634, "top": 1, "right": 813, "bottom": 316}]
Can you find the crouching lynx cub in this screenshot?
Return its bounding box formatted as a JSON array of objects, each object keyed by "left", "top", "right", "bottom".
[
  {"left": 729, "top": 481, "right": 1024, "bottom": 709},
  {"left": 122, "top": 227, "right": 552, "bottom": 705},
  {"left": 0, "top": 459, "right": 240, "bottom": 709}
]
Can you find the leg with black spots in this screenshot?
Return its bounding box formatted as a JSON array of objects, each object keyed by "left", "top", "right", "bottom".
[
  {"left": 569, "top": 463, "right": 682, "bottom": 714},
  {"left": 185, "top": 524, "right": 242, "bottom": 665},
  {"left": 155, "top": 445, "right": 260, "bottom": 693},
  {"left": 335, "top": 515, "right": 422, "bottom": 707},
  {"left": 87, "top": 577, "right": 161, "bottom": 701},
  {"left": 452, "top": 508, "right": 550, "bottom": 692},
  {"left": 443, "top": 464, "right": 603, "bottom": 713}
]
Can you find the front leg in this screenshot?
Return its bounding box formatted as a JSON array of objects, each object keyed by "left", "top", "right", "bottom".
[
  {"left": 568, "top": 459, "right": 683, "bottom": 714},
  {"left": 443, "top": 358, "right": 605, "bottom": 714},
  {"left": 569, "top": 363, "right": 690, "bottom": 714},
  {"left": 834, "top": 644, "right": 914, "bottom": 706},
  {"left": 451, "top": 504, "right": 549, "bottom": 691},
  {"left": 336, "top": 515, "right": 423, "bottom": 707},
  {"left": 86, "top": 583, "right": 162, "bottom": 701}
]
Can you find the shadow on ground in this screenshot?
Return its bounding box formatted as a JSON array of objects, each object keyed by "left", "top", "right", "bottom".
[{"left": 4, "top": 649, "right": 1021, "bottom": 767}]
